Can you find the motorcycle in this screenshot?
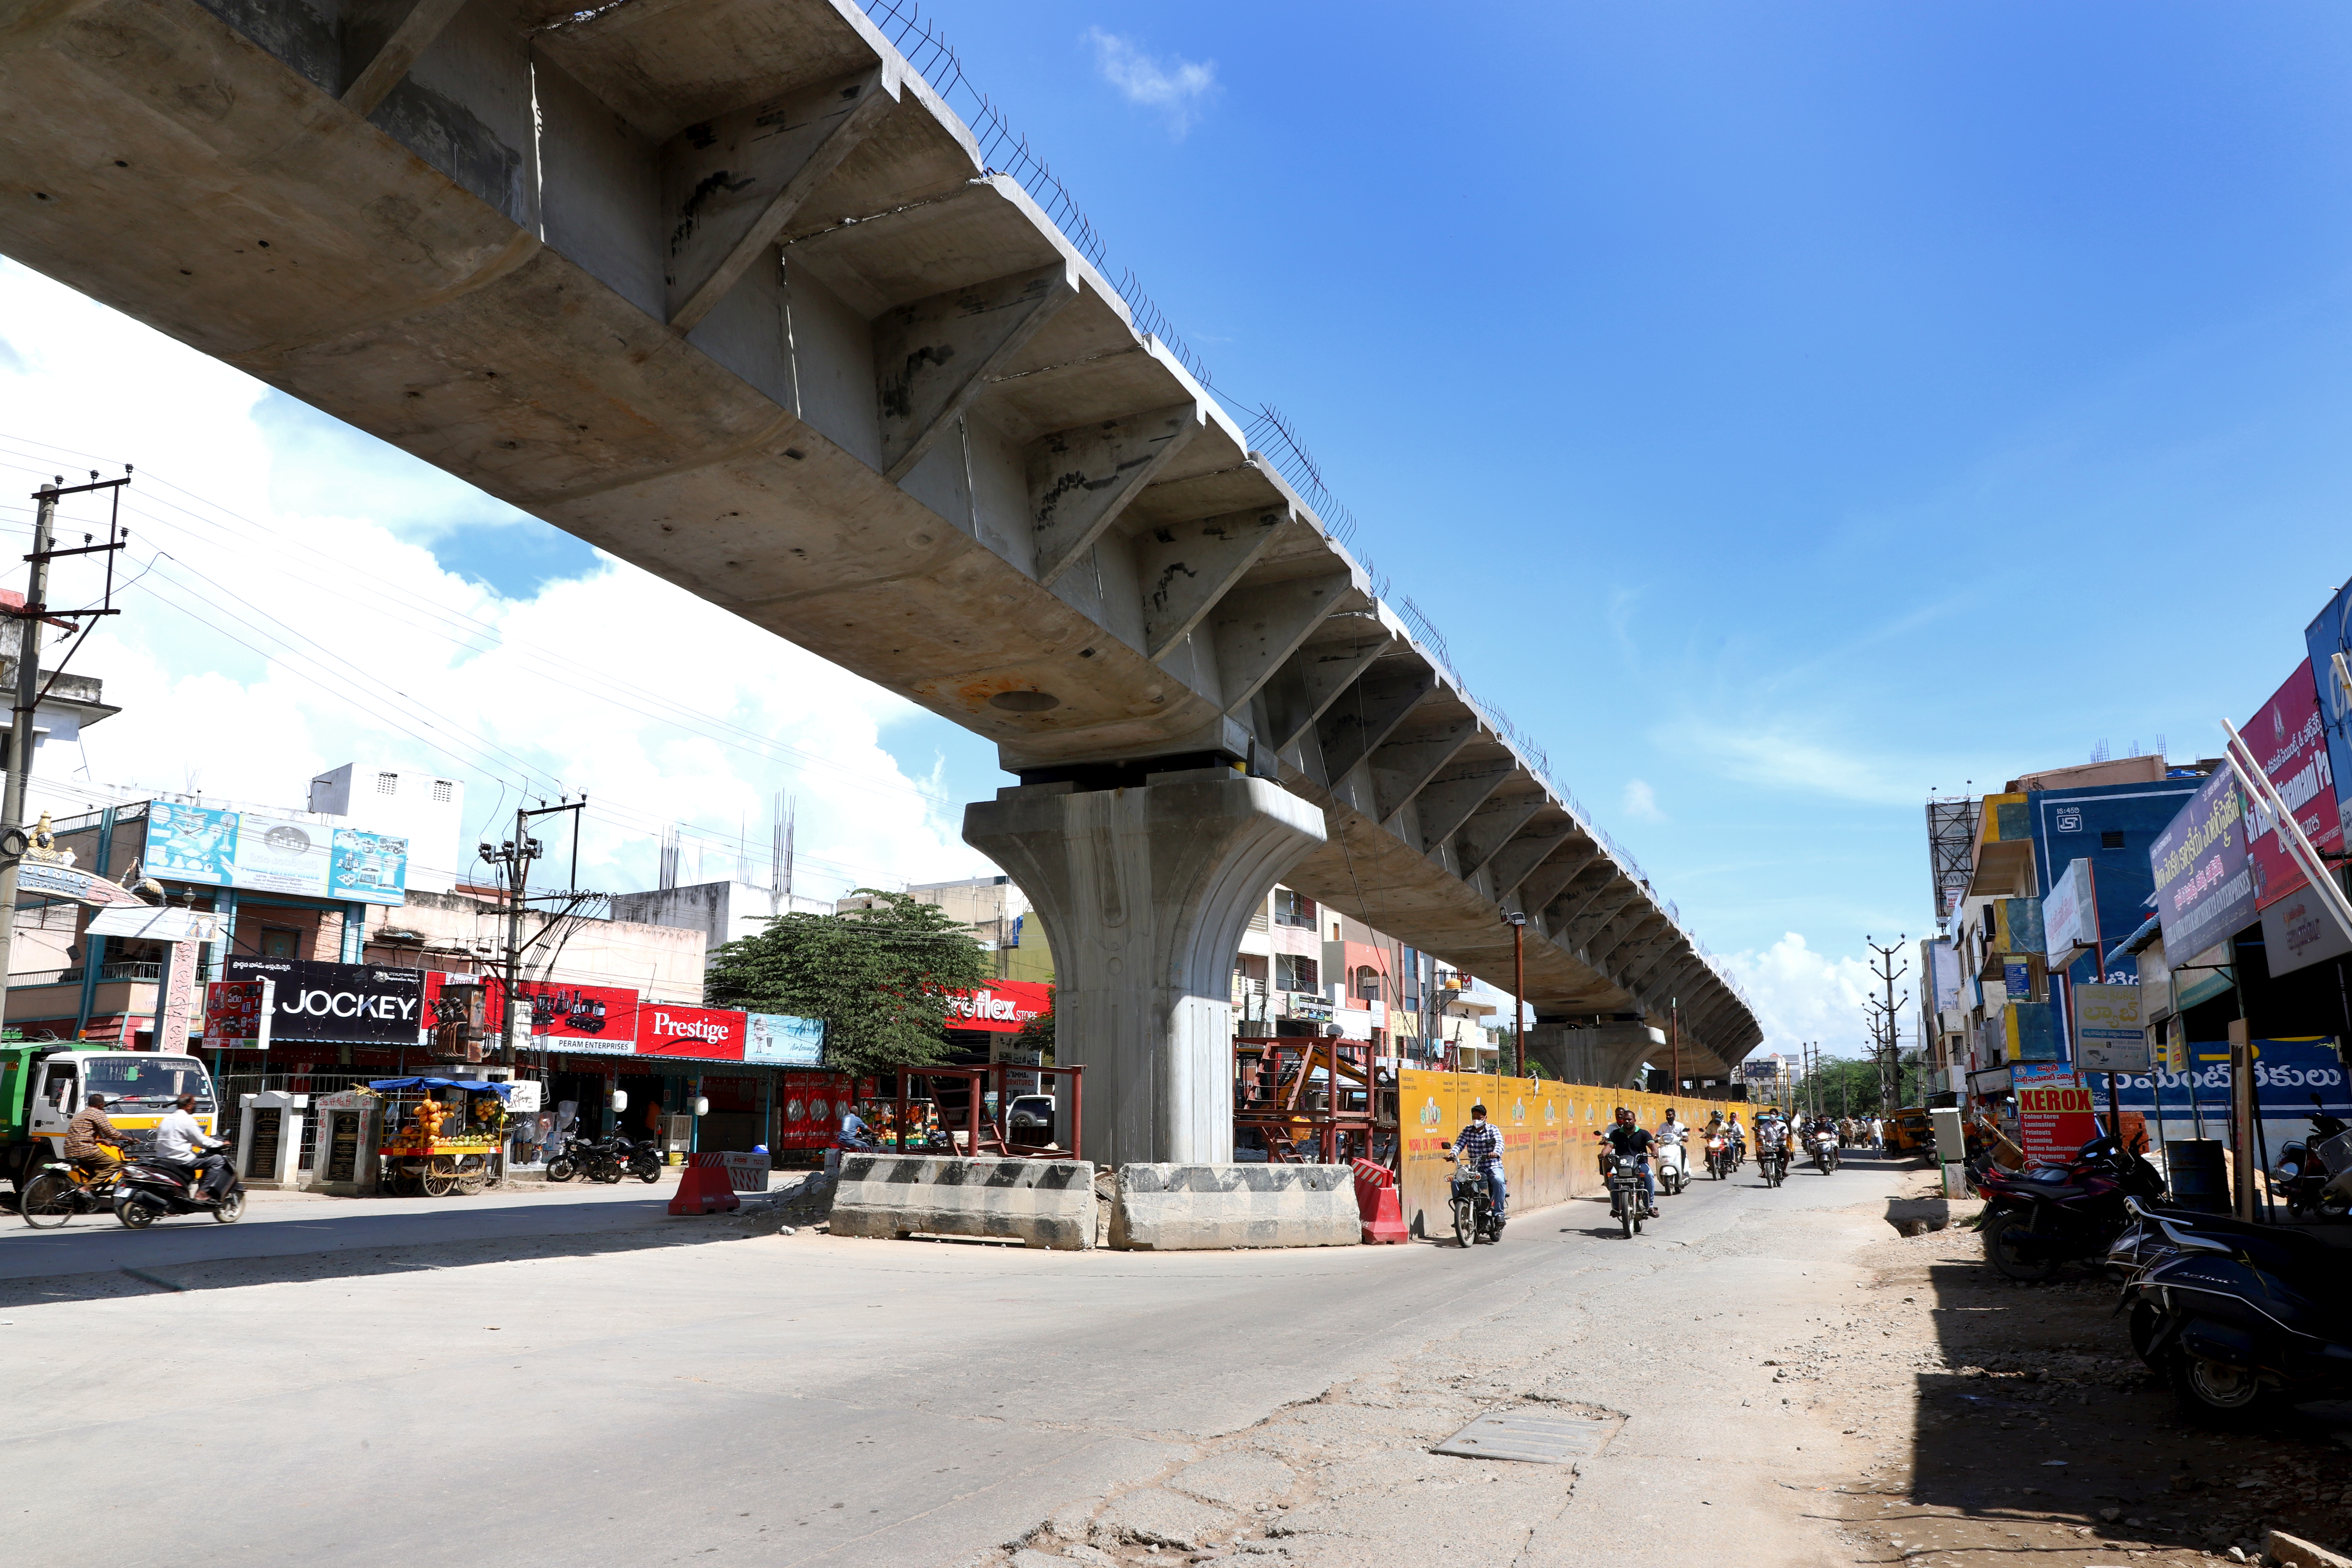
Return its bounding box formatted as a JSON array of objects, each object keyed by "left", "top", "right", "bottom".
[
  {"left": 1653, "top": 1136, "right": 1689, "bottom": 1196},
  {"left": 113, "top": 1149, "right": 245, "bottom": 1228},
  {"left": 1704, "top": 1132, "right": 1733, "bottom": 1180},
  {"left": 1810, "top": 1129, "right": 1839, "bottom": 1174},
  {"left": 1603, "top": 1153, "right": 1650, "bottom": 1237},
  {"left": 545, "top": 1133, "right": 626, "bottom": 1184},
  {"left": 1446, "top": 1149, "right": 1502, "bottom": 1246},
  {"left": 2267, "top": 1093, "right": 2352, "bottom": 1220},
  {"left": 620, "top": 1137, "right": 663, "bottom": 1183},
  {"left": 1975, "top": 1132, "right": 2167, "bottom": 1282},
  {"left": 2122, "top": 1207, "right": 2352, "bottom": 1427},
  {"left": 1757, "top": 1140, "right": 1789, "bottom": 1188}
]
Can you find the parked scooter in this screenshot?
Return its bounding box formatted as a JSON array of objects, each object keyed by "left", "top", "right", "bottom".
[
  {"left": 2121, "top": 1204, "right": 2352, "bottom": 1426},
  {"left": 2268, "top": 1093, "right": 2352, "bottom": 1220},
  {"left": 1975, "top": 1132, "right": 2167, "bottom": 1282},
  {"left": 113, "top": 1151, "right": 245, "bottom": 1227}
]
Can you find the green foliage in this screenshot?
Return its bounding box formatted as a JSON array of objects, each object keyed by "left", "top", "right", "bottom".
[
  {"left": 1789, "top": 1054, "right": 1896, "bottom": 1118},
  {"left": 1012, "top": 985, "right": 1054, "bottom": 1062},
  {"left": 705, "top": 890, "right": 991, "bottom": 1078}
]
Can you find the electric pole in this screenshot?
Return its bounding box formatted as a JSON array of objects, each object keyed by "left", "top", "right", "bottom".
[
  {"left": 0, "top": 472, "right": 127, "bottom": 1035},
  {"left": 1865, "top": 935, "right": 1909, "bottom": 1114},
  {"left": 1505, "top": 910, "right": 1527, "bottom": 1078}
]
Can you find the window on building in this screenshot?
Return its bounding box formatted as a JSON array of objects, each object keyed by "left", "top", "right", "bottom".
[
  {"left": 2100, "top": 830, "right": 2125, "bottom": 850},
  {"left": 376, "top": 772, "right": 398, "bottom": 795},
  {"left": 1354, "top": 966, "right": 1382, "bottom": 1003},
  {"left": 1272, "top": 888, "right": 1317, "bottom": 928},
  {"left": 1275, "top": 954, "right": 1319, "bottom": 993},
  {"left": 260, "top": 927, "right": 300, "bottom": 959},
  {"left": 433, "top": 779, "right": 455, "bottom": 802}
]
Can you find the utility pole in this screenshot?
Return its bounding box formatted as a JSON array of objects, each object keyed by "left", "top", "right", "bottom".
[
  {"left": 0, "top": 472, "right": 127, "bottom": 1035},
  {"left": 1505, "top": 910, "right": 1528, "bottom": 1078},
  {"left": 480, "top": 798, "right": 588, "bottom": 1065},
  {"left": 1670, "top": 996, "right": 1680, "bottom": 1098},
  {"left": 1865, "top": 935, "right": 1910, "bottom": 1114}
]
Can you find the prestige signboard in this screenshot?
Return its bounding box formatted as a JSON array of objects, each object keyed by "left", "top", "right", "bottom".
[
  {"left": 2148, "top": 768, "right": 2257, "bottom": 962},
  {"left": 223, "top": 958, "right": 428, "bottom": 1045}
]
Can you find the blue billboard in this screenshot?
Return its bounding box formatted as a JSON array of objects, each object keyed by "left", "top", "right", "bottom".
[
  {"left": 2304, "top": 585, "right": 2352, "bottom": 821},
  {"left": 142, "top": 802, "right": 409, "bottom": 905}
]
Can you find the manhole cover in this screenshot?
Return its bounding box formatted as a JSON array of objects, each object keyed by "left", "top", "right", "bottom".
[{"left": 1432, "top": 1409, "right": 1617, "bottom": 1464}]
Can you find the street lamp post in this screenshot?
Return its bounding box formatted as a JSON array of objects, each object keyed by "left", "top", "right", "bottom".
[{"left": 1505, "top": 911, "right": 1528, "bottom": 1078}]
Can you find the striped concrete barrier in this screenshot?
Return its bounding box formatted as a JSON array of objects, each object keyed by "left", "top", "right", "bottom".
[
  {"left": 828, "top": 1155, "right": 1097, "bottom": 1250},
  {"left": 1110, "top": 1163, "right": 1361, "bottom": 1250}
]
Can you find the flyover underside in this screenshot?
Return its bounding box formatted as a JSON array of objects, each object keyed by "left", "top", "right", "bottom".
[{"left": 0, "top": 0, "right": 1759, "bottom": 1075}]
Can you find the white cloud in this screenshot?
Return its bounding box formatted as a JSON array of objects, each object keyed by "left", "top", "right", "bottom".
[
  {"left": 0, "top": 260, "right": 998, "bottom": 904},
  {"left": 1087, "top": 28, "right": 1216, "bottom": 136},
  {"left": 1620, "top": 777, "right": 1664, "bottom": 821},
  {"left": 1721, "top": 932, "right": 1879, "bottom": 1058}
]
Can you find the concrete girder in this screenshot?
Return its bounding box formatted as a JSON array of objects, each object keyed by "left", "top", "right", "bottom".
[
  {"left": 0, "top": 0, "right": 1764, "bottom": 1073},
  {"left": 1408, "top": 758, "right": 1517, "bottom": 856},
  {"left": 663, "top": 67, "right": 900, "bottom": 332},
  {"left": 1513, "top": 842, "right": 1601, "bottom": 920},
  {"left": 1260, "top": 628, "right": 1393, "bottom": 755},
  {"left": 1028, "top": 403, "right": 1204, "bottom": 586},
  {"left": 1450, "top": 790, "right": 1547, "bottom": 879},
  {"left": 1539, "top": 863, "right": 1619, "bottom": 933},
  {"left": 1589, "top": 911, "right": 1667, "bottom": 969},
  {"left": 1639, "top": 955, "right": 1713, "bottom": 1015},
  {"left": 1615, "top": 936, "right": 1686, "bottom": 998},
  {"left": 1559, "top": 884, "right": 1642, "bottom": 952},
  {"left": 876, "top": 262, "right": 1077, "bottom": 480},
  {"left": 1484, "top": 819, "right": 1580, "bottom": 906},
  {"left": 1366, "top": 709, "right": 1481, "bottom": 828},
  {"left": 341, "top": 0, "right": 472, "bottom": 116},
  {"left": 1313, "top": 662, "right": 1436, "bottom": 784},
  {"left": 1209, "top": 571, "right": 1356, "bottom": 719},
  {"left": 1136, "top": 504, "right": 1291, "bottom": 660}
]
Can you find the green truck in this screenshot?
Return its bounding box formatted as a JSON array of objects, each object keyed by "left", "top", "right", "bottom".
[{"left": 1, "top": 1044, "right": 219, "bottom": 1193}]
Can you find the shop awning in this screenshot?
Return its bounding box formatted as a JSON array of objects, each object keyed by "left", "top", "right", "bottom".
[
  {"left": 2103, "top": 913, "right": 2162, "bottom": 970},
  {"left": 367, "top": 1077, "right": 511, "bottom": 1098}
]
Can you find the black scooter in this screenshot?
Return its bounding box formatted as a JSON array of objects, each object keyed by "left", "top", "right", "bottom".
[
  {"left": 114, "top": 1151, "right": 245, "bottom": 1227},
  {"left": 2267, "top": 1093, "right": 2350, "bottom": 1219},
  {"left": 2122, "top": 1207, "right": 2352, "bottom": 1427}
]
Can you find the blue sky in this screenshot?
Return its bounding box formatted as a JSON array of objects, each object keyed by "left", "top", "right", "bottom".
[{"left": 8, "top": 3, "right": 2352, "bottom": 1053}]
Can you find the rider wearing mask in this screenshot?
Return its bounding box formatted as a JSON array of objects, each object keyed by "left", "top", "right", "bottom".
[
  {"left": 1598, "top": 1106, "right": 1658, "bottom": 1217},
  {"left": 1452, "top": 1103, "right": 1507, "bottom": 1223},
  {"left": 1656, "top": 1107, "right": 1686, "bottom": 1145}
]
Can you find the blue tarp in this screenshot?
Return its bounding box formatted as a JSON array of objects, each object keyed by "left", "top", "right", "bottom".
[{"left": 367, "top": 1077, "right": 513, "bottom": 1098}]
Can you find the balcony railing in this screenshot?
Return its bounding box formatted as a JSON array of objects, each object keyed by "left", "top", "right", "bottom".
[{"left": 8, "top": 960, "right": 167, "bottom": 988}]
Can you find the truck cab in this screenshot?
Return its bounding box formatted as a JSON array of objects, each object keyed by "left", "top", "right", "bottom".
[{"left": 2, "top": 1047, "right": 217, "bottom": 1190}]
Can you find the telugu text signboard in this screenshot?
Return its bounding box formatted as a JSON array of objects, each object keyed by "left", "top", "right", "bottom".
[
  {"left": 201, "top": 978, "right": 274, "bottom": 1050},
  {"left": 2042, "top": 858, "right": 2099, "bottom": 971},
  {"left": 2149, "top": 768, "right": 2257, "bottom": 962},
  {"left": 2243, "top": 658, "right": 2342, "bottom": 910},
  {"left": 2072, "top": 983, "right": 2148, "bottom": 1072},
  {"left": 2304, "top": 584, "right": 2352, "bottom": 824}
]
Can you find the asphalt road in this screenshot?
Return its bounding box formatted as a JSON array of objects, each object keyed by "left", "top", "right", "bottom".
[{"left": 2, "top": 1150, "right": 1920, "bottom": 1568}]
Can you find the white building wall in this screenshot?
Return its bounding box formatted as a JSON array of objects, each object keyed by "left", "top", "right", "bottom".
[{"left": 307, "top": 763, "right": 466, "bottom": 894}]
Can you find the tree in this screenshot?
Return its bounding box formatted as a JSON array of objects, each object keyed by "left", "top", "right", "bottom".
[
  {"left": 1012, "top": 985, "right": 1054, "bottom": 1063},
  {"left": 706, "top": 890, "right": 990, "bottom": 1078}
]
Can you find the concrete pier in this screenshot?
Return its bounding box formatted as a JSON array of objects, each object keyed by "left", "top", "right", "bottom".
[{"left": 965, "top": 769, "right": 1325, "bottom": 1167}]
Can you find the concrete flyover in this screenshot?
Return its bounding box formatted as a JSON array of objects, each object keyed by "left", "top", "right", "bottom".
[{"left": 0, "top": 0, "right": 1760, "bottom": 1162}]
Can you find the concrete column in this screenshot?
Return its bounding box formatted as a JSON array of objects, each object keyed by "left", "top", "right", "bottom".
[{"left": 964, "top": 767, "right": 1326, "bottom": 1168}]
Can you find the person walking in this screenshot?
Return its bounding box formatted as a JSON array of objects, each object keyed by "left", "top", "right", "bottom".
[{"left": 1868, "top": 1115, "right": 1885, "bottom": 1153}]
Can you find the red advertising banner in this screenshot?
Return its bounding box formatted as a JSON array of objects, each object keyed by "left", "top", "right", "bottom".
[
  {"left": 2014, "top": 1064, "right": 2099, "bottom": 1167},
  {"left": 943, "top": 980, "right": 1051, "bottom": 1034},
  {"left": 775, "top": 1069, "right": 850, "bottom": 1150},
  {"left": 2244, "top": 657, "right": 2343, "bottom": 910},
  {"left": 636, "top": 1002, "right": 748, "bottom": 1062},
  {"left": 481, "top": 977, "right": 640, "bottom": 1055}
]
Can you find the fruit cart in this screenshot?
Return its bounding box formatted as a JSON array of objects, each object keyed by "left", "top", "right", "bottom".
[{"left": 368, "top": 1077, "right": 514, "bottom": 1197}]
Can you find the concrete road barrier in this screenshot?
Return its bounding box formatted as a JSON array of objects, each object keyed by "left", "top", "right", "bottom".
[
  {"left": 828, "top": 1156, "right": 1096, "bottom": 1250},
  {"left": 1110, "top": 1164, "right": 1362, "bottom": 1250}
]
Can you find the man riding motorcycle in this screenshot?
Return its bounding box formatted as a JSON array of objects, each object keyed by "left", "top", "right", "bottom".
[
  {"left": 152, "top": 1093, "right": 232, "bottom": 1200},
  {"left": 1597, "top": 1107, "right": 1658, "bottom": 1217},
  {"left": 1725, "top": 1112, "right": 1746, "bottom": 1167},
  {"left": 1454, "top": 1103, "right": 1507, "bottom": 1224}
]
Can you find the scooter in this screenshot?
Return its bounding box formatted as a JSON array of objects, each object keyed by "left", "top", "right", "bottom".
[
  {"left": 113, "top": 1150, "right": 245, "bottom": 1227},
  {"left": 1976, "top": 1132, "right": 2167, "bottom": 1282},
  {"left": 2268, "top": 1093, "right": 2352, "bottom": 1219},
  {"left": 1810, "top": 1129, "right": 1840, "bottom": 1174},
  {"left": 2122, "top": 1208, "right": 2352, "bottom": 1427},
  {"left": 1653, "top": 1136, "right": 1689, "bottom": 1196}
]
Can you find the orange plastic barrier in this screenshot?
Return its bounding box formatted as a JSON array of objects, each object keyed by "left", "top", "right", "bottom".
[
  {"left": 1351, "top": 1158, "right": 1409, "bottom": 1244},
  {"left": 668, "top": 1152, "right": 743, "bottom": 1216}
]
